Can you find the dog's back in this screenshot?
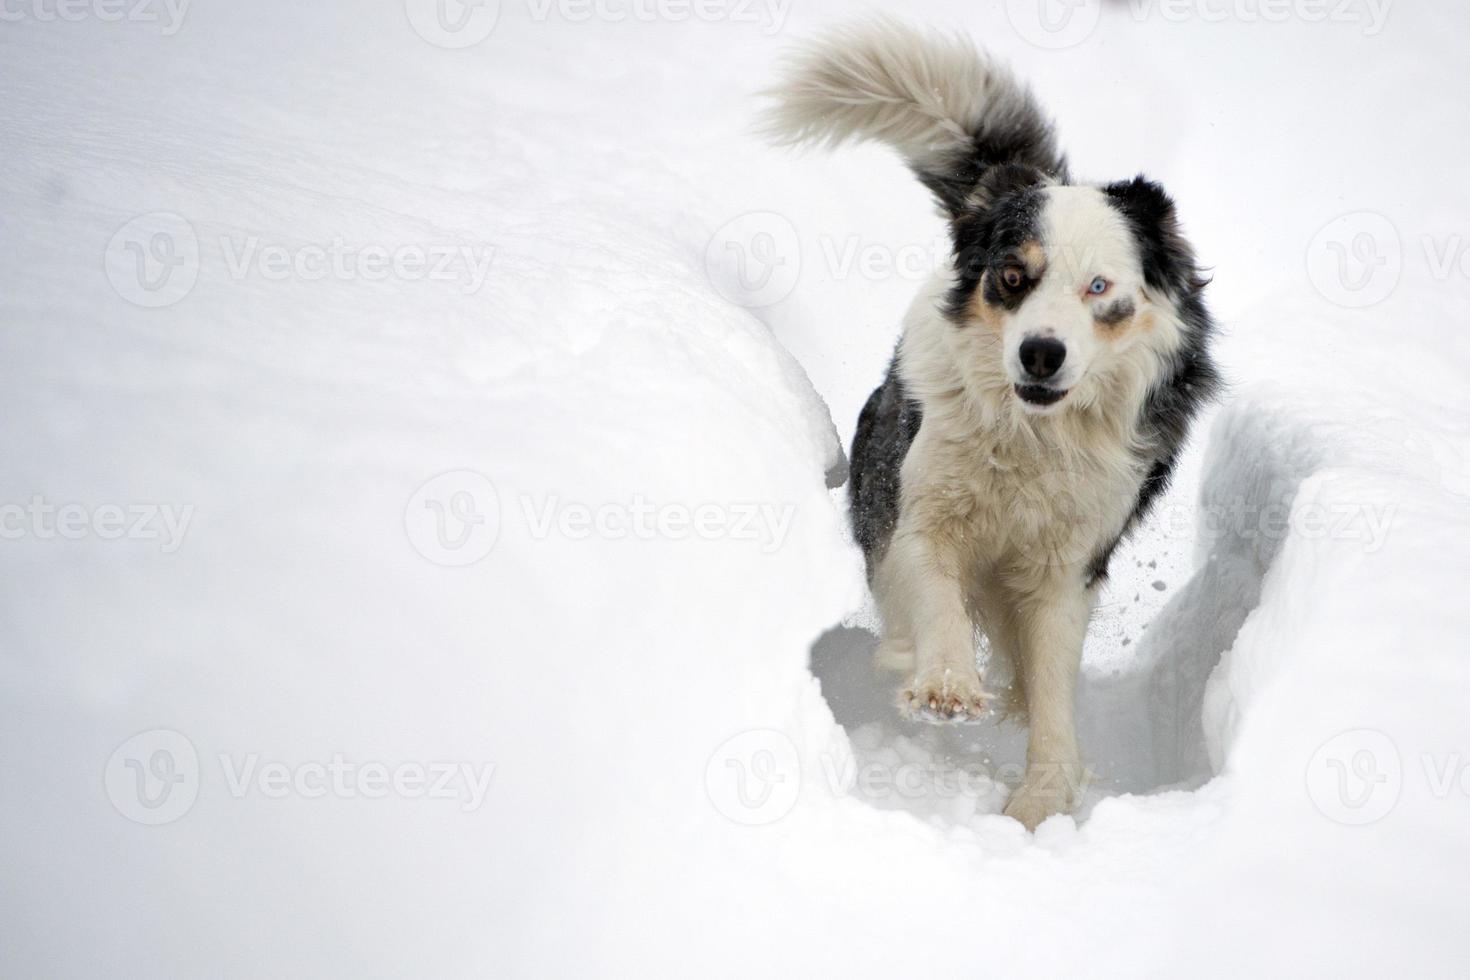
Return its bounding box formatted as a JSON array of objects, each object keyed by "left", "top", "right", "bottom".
[{"left": 848, "top": 352, "right": 921, "bottom": 578}]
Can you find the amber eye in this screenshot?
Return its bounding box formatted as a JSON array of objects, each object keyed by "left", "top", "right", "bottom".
[{"left": 1000, "top": 265, "right": 1026, "bottom": 290}]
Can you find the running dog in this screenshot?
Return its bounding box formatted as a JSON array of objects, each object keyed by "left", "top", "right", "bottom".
[{"left": 763, "top": 20, "right": 1220, "bottom": 829}]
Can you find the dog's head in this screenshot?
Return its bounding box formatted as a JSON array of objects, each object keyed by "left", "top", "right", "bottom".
[{"left": 946, "top": 167, "right": 1205, "bottom": 416}]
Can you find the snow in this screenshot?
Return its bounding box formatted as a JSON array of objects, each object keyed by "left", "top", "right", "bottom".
[{"left": 3, "top": 1, "right": 1470, "bottom": 977}]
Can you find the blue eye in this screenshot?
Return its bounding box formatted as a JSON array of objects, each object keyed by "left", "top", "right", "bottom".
[{"left": 1089, "top": 277, "right": 1109, "bottom": 295}]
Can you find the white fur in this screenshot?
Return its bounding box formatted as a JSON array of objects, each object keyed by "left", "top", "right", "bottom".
[
  {"left": 875, "top": 190, "right": 1185, "bottom": 828},
  {"left": 760, "top": 18, "right": 1040, "bottom": 184},
  {"left": 1002, "top": 186, "right": 1172, "bottom": 399}
]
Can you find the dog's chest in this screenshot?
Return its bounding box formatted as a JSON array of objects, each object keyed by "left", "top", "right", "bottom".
[{"left": 903, "top": 428, "right": 1144, "bottom": 572}]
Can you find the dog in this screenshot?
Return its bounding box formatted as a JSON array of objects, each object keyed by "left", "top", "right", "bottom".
[{"left": 763, "top": 20, "right": 1220, "bottom": 829}]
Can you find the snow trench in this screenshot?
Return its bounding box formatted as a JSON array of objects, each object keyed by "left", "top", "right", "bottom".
[{"left": 808, "top": 384, "right": 1392, "bottom": 827}]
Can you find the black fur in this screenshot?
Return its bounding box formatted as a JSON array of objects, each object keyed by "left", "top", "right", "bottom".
[
  {"left": 1084, "top": 178, "right": 1222, "bottom": 584},
  {"left": 848, "top": 348, "right": 922, "bottom": 579},
  {"left": 946, "top": 174, "right": 1048, "bottom": 323},
  {"left": 1093, "top": 298, "right": 1136, "bottom": 327},
  {"left": 907, "top": 81, "right": 1068, "bottom": 322},
  {"left": 1104, "top": 176, "right": 1213, "bottom": 296},
  {"left": 913, "top": 98, "right": 1068, "bottom": 220}
]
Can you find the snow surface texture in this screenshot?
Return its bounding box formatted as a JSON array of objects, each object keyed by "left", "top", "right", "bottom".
[{"left": 3, "top": 2, "right": 1469, "bottom": 977}]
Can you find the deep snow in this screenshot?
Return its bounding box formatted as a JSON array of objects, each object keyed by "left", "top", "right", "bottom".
[{"left": 3, "top": 1, "right": 1470, "bottom": 977}]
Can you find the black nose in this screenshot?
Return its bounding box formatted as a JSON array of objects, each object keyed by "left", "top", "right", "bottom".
[{"left": 1019, "top": 337, "right": 1066, "bottom": 381}]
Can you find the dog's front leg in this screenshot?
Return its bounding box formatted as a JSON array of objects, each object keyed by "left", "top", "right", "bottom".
[
  {"left": 1003, "top": 577, "right": 1092, "bottom": 829},
  {"left": 883, "top": 528, "right": 987, "bottom": 722}
]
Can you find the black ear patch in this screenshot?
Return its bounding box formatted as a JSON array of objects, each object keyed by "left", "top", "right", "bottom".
[
  {"left": 969, "top": 163, "right": 1049, "bottom": 211},
  {"left": 947, "top": 165, "right": 1047, "bottom": 275},
  {"left": 943, "top": 176, "right": 1046, "bottom": 322},
  {"left": 913, "top": 118, "right": 1067, "bottom": 220},
  {"left": 1103, "top": 176, "right": 1207, "bottom": 296}
]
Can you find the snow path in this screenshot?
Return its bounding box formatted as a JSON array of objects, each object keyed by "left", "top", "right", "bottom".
[{"left": 3, "top": 2, "right": 1470, "bottom": 978}]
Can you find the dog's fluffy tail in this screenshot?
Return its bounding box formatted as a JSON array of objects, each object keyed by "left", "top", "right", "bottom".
[{"left": 760, "top": 19, "right": 1066, "bottom": 216}]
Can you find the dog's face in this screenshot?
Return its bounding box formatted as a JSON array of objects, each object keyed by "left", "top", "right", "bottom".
[{"left": 949, "top": 171, "right": 1198, "bottom": 416}]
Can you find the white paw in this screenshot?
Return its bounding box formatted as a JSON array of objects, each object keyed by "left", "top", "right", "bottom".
[
  {"left": 1002, "top": 768, "right": 1082, "bottom": 831},
  {"left": 900, "top": 664, "right": 988, "bottom": 723}
]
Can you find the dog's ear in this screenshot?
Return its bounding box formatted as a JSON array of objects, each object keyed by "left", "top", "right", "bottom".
[
  {"left": 971, "top": 163, "right": 1049, "bottom": 210},
  {"left": 947, "top": 163, "right": 1048, "bottom": 275},
  {"left": 948, "top": 163, "right": 1048, "bottom": 235},
  {"left": 1104, "top": 176, "right": 1207, "bottom": 296}
]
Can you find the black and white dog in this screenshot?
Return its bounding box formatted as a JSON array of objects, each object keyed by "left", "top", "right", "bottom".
[{"left": 765, "top": 21, "right": 1219, "bottom": 828}]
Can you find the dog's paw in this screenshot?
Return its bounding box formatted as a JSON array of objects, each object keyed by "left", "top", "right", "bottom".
[
  {"left": 900, "top": 665, "right": 988, "bottom": 723},
  {"left": 1002, "top": 771, "right": 1080, "bottom": 831}
]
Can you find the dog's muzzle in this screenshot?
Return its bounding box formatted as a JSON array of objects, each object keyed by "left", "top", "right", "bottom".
[{"left": 1015, "top": 383, "right": 1068, "bottom": 407}]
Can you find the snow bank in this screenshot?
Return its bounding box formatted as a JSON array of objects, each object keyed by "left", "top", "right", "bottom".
[{"left": 1, "top": 6, "right": 863, "bottom": 975}]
